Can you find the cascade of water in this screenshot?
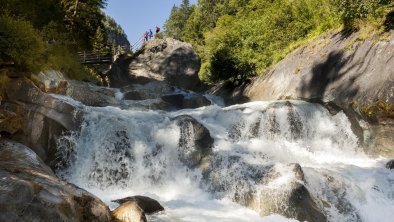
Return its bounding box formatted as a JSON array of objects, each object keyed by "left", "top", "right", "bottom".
[{"left": 56, "top": 100, "right": 394, "bottom": 222}]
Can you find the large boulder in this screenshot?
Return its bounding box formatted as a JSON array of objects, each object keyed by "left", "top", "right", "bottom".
[
  {"left": 0, "top": 140, "right": 112, "bottom": 222},
  {"left": 109, "top": 38, "right": 202, "bottom": 91},
  {"left": 1, "top": 77, "right": 83, "bottom": 165},
  {"left": 203, "top": 158, "right": 326, "bottom": 222},
  {"left": 34, "top": 70, "right": 120, "bottom": 107},
  {"left": 172, "top": 115, "right": 214, "bottom": 168},
  {"left": 241, "top": 31, "right": 394, "bottom": 157}
]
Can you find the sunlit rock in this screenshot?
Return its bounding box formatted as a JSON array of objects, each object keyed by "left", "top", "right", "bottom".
[
  {"left": 112, "top": 201, "right": 146, "bottom": 222},
  {"left": 0, "top": 140, "right": 111, "bottom": 222}
]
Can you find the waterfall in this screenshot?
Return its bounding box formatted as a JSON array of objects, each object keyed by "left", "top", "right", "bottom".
[{"left": 56, "top": 100, "right": 394, "bottom": 222}]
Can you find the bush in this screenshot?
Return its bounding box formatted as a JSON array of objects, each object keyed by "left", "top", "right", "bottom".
[
  {"left": 333, "top": 0, "right": 394, "bottom": 28},
  {"left": 0, "top": 15, "right": 45, "bottom": 72},
  {"left": 200, "top": 0, "right": 340, "bottom": 84}
]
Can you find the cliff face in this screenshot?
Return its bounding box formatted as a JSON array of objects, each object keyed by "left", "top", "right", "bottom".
[{"left": 241, "top": 30, "right": 394, "bottom": 157}]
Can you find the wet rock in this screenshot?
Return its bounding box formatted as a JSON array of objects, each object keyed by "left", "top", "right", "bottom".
[
  {"left": 256, "top": 182, "right": 327, "bottom": 222},
  {"left": 161, "top": 94, "right": 184, "bottom": 107},
  {"left": 112, "top": 196, "right": 164, "bottom": 214},
  {"left": 204, "top": 159, "right": 326, "bottom": 222},
  {"left": 112, "top": 201, "right": 146, "bottom": 222},
  {"left": 182, "top": 95, "right": 211, "bottom": 109},
  {"left": 0, "top": 140, "right": 112, "bottom": 222},
  {"left": 2, "top": 78, "right": 83, "bottom": 165},
  {"left": 173, "top": 115, "right": 214, "bottom": 168},
  {"left": 65, "top": 80, "right": 119, "bottom": 107},
  {"left": 33, "top": 71, "right": 119, "bottom": 107},
  {"left": 162, "top": 94, "right": 211, "bottom": 109},
  {"left": 386, "top": 159, "right": 394, "bottom": 169},
  {"left": 123, "top": 91, "right": 156, "bottom": 100},
  {"left": 251, "top": 164, "right": 326, "bottom": 222},
  {"left": 242, "top": 31, "right": 394, "bottom": 157}
]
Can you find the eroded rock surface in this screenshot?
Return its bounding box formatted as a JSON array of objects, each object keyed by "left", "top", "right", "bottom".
[
  {"left": 240, "top": 31, "right": 394, "bottom": 157},
  {"left": 108, "top": 38, "right": 202, "bottom": 91},
  {"left": 173, "top": 115, "right": 214, "bottom": 168},
  {"left": 0, "top": 140, "right": 112, "bottom": 222},
  {"left": 1, "top": 77, "right": 83, "bottom": 165}
]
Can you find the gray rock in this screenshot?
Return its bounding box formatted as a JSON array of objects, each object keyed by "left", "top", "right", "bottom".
[
  {"left": 256, "top": 182, "right": 327, "bottom": 222},
  {"left": 203, "top": 159, "right": 326, "bottom": 222},
  {"left": 2, "top": 78, "right": 83, "bottom": 165},
  {"left": 65, "top": 80, "right": 119, "bottom": 107},
  {"left": 109, "top": 38, "right": 202, "bottom": 91},
  {"left": 161, "top": 94, "right": 185, "bottom": 107},
  {"left": 386, "top": 159, "right": 394, "bottom": 169},
  {"left": 173, "top": 115, "right": 214, "bottom": 168},
  {"left": 0, "top": 140, "right": 112, "bottom": 222},
  {"left": 112, "top": 196, "right": 164, "bottom": 214},
  {"left": 162, "top": 94, "right": 211, "bottom": 109},
  {"left": 34, "top": 71, "right": 120, "bottom": 107},
  {"left": 241, "top": 31, "right": 394, "bottom": 157},
  {"left": 182, "top": 94, "right": 211, "bottom": 109}
]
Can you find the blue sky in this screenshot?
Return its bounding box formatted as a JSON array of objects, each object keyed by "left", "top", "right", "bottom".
[{"left": 104, "top": 0, "right": 198, "bottom": 45}]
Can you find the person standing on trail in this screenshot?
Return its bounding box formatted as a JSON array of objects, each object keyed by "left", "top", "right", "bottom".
[
  {"left": 155, "top": 26, "right": 160, "bottom": 38},
  {"left": 144, "top": 31, "right": 149, "bottom": 41},
  {"left": 149, "top": 29, "right": 153, "bottom": 40}
]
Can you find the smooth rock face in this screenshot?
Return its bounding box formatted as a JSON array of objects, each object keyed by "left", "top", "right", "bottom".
[
  {"left": 35, "top": 71, "right": 119, "bottom": 107},
  {"left": 108, "top": 38, "right": 202, "bottom": 91},
  {"left": 173, "top": 115, "right": 214, "bottom": 168},
  {"left": 0, "top": 140, "right": 112, "bottom": 222},
  {"left": 65, "top": 80, "right": 119, "bottom": 107},
  {"left": 242, "top": 31, "right": 394, "bottom": 157},
  {"left": 2, "top": 78, "right": 83, "bottom": 164},
  {"left": 112, "top": 196, "right": 164, "bottom": 214}
]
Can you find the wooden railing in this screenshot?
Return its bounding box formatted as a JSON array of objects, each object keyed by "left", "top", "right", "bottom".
[
  {"left": 78, "top": 39, "right": 145, "bottom": 64},
  {"left": 78, "top": 51, "right": 113, "bottom": 64}
]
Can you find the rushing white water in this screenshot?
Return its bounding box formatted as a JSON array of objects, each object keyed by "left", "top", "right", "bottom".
[{"left": 56, "top": 100, "right": 394, "bottom": 222}]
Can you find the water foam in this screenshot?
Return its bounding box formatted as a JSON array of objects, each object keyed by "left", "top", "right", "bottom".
[{"left": 56, "top": 100, "right": 394, "bottom": 222}]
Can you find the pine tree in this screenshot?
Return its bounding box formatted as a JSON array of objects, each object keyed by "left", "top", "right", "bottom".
[{"left": 92, "top": 27, "right": 107, "bottom": 53}]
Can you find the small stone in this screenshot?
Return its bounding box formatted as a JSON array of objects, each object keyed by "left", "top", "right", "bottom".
[{"left": 386, "top": 159, "right": 394, "bottom": 169}]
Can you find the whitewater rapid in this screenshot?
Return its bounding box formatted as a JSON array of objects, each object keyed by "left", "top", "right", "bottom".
[{"left": 56, "top": 100, "right": 394, "bottom": 222}]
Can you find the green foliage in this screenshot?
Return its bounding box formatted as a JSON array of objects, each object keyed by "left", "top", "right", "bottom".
[
  {"left": 165, "top": 0, "right": 393, "bottom": 85},
  {"left": 103, "top": 15, "right": 129, "bottom": 47},
  {"left": 196, "top": 0, "right": 340, "bottom": 84},
  {"left": 164, "top": 0, "right": 194, "bottom": 40},
  {"left": 0, "top": 16, "right": 45, "bottom": 72},
  {"left": 92, "top": 27, "right": 107, "bottom": 52},
  {"left": 333, "top": 0, "right": 394, "bottom": 28},
  {"left": 0, "top": 0, "right": 121, "bottom": 83}
]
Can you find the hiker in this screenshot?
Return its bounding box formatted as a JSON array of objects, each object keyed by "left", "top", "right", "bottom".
[
  {"left": 149, "top": 29, "right": 153, "bottom": 39},
  {"left": 155, "top": 26, "right": 160, "bottom": 39},
  {"left": 144, "top": 31, "right": 148, "bottom": 41}
]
